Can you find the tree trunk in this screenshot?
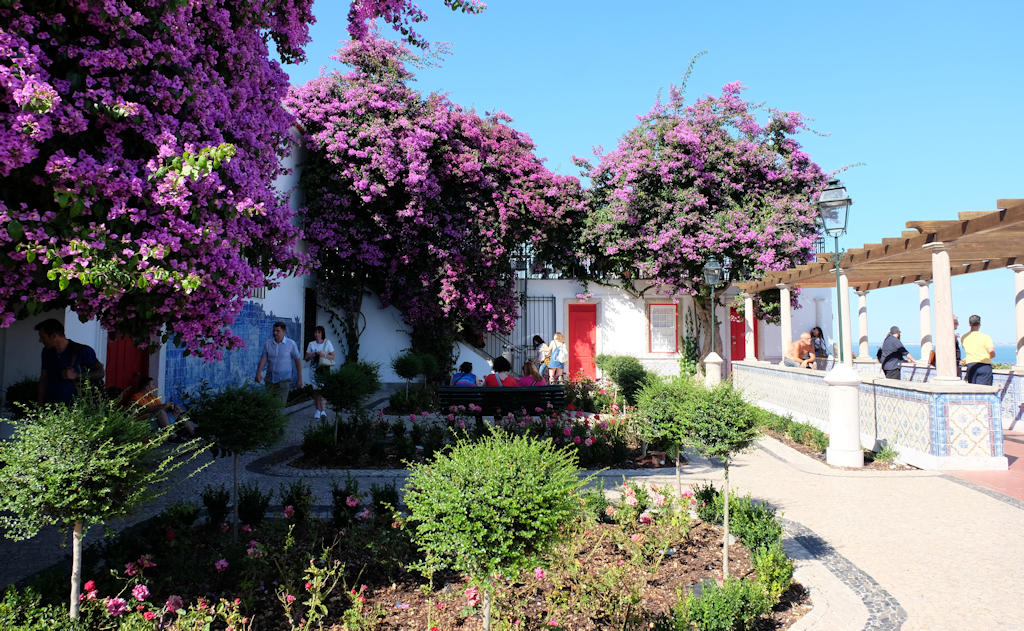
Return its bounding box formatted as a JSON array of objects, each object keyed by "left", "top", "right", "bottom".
[
  {"left": 693, "top": 295, "right": 715, "bottom": 365},
  {"left": 482, "top": 589, "right": 492, "bottom": 631},
  {"left": 722, "top": 461, "right": 730, "bottom": 579},
  {"left": 232, "top": 453, "right": 239, "bottom": 541},
  {"left": 69, "top": 520, "right": 83, "bottom": 619}
]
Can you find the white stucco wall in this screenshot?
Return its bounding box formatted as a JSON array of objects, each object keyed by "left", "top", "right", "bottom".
[{"left": 757, "top": 287, "right": 836, "bottom": 363}]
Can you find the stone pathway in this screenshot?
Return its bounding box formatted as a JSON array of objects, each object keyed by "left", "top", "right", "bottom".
[{"left": 4, "top": 401, "right": 1024, "bottom": 631}]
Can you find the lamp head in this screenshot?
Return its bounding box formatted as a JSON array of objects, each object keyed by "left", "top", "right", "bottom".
[
  {"left": 702, "top": 257, "right": 723, "bottom": 286},
  {"left": 816, "top": 179, "right": 852, "bottom": 236}
]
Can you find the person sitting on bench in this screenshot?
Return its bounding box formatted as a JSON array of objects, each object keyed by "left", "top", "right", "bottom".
[{"left": 483, "top": 356, "right": 517, "bottom": 387}]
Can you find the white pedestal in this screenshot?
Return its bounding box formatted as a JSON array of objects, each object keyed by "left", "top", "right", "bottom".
[
  {"left": 704, "top": 352, "right": 723, "bottom": 388},
  {"left": 824, "top": 363, "right": 864, "bottom": 468}
]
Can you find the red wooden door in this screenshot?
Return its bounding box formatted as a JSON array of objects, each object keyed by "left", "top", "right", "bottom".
[
  {"left": 568, "top": 304, "right": 597, "bottom": 380},
  {"left": 729, "top": 307, "right": 758, "bottom": 361},
  {"left": 106, "top": 336, "right": 149, "bottom": 391}
]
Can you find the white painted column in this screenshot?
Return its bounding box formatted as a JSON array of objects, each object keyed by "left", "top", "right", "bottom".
[
  {"left": 777, "top": 284, "right": 792, "bottom": 365},
  {"left": 924, "top": 242, "right": 958, "bottom": 381},
  {"left": 915, "top": 280, "right": 932, "bottom": 366},
  {"left": 813, "top": 297, "right": 825, "bottom": 330},
  {"left": 838, "top": 271, "right": 853, "bottom": 365},
  {"left": 743, "top": 292, "right": 756, "bottom": 360},
  {"left": 1011, "top": 264, "right": 1024, "bottom": 369},
  {"left": 856, "top": 290, "right": 870, "bottom": 358},
  {"left": 825, "top": 363, "right": 863, "bottom": 468}
]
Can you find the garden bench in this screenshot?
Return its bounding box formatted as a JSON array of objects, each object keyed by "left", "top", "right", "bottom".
[{"left": 436, "top": 385, "right": 567, "bottom": 417}]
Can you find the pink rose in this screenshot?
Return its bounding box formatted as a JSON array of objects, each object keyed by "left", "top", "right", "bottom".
[
  {"left": 124, "top": 561, "right": 139, "bottom": 577},
  {"left": 639, "top": 512, "right": 653, "bottom": 524},
  {"left": 652, "top": 493, "right": 666, "bottom": 507},
  {"left": 284, "top": 505, "right": 295, "bottom": 519},
  {"left": 584, "top": 437, "right": 594, "bottom": 446},
  {"left": 165, "top": 595, "right": 184, "bottom": 613},
  {"left": 143, "top": 611, "right": 156, "bottom": 621},
  {"left": 630, "top": 533, "right": 644, "bottom": 543},
  {"left": 356, "top": 507, "right": 371, "bottom": 521},
  {"left": 625, "top": 495, "right": 639, "bottom": 507},
  {"left": 214, "top": 558, "right": 229, "bottom": 572},
  {"left": 83, "top": 580, "right": 95, "bottom": 592},
  {"left": 534, "top": 567, "right": 547, "bottom": 579},
  {"left": 573, "top": 436, "right": 581, "bottom": 444},
  {"left": 563, "top": 427, "right": 571, "bottom": 436},
  {"left": 465, "top": 586, "right": 481, "bottom": 608},
  {"left": 132, "top": 584, "right": 150, "bottom": 601},
  {"left": 286, "top": 594, "right": 296, "bottom": 603},
  {"left": 346, "top": 495, "right": 359, "bottom": 508},
  {"left": 604, "top": 505, "right": 617, "bottom": 517},
  {"left": 106, "top": 597, "right": 128, "bottom": 617}
]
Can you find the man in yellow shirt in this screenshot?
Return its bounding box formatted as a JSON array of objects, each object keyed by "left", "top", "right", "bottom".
[{"left": 961, "top": 314, "right": 995, "bottom": 385}]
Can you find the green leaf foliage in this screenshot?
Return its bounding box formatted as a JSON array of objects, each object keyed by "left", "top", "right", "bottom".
[
  {"left": 0, "top": 585, "right": 85, "bottom": 631},
  {"left": 319, "top": 361, "right": 381, "bottom": 412},
  {"left": 190, "top": 383, "right": 288, "bottom": 455},
  {"left": 0, "top": 384, "right": 208, "bottom": 541},
  {"left": 635, "top": 376, "right": 698, "bottom": 445},
  {"left": 678, "top": 384, "right": 759, "bottom": 462},
  {"left": 752, "top": 543, "right": 793, "bottom": 605},
  {"left": 594, "top": 354, "right": 656, "bottom": 405},
  {"left": 674, "top": 577, "right": 771, "bottom": 631},
  {"left": 403, "top": 430, "right": 586, "bottom": 582},
  {"left": 391, "top": 351, "right": 422, "bottom": 381}
]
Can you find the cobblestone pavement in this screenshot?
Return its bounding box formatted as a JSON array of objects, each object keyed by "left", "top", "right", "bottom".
[{"left": 4, "top": 401, "right": 1024, "bottom": 631}]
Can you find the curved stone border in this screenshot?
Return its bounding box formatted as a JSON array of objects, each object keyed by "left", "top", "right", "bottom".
[{"left": 780, "top": 518, "right": 906, "bottom": 630}]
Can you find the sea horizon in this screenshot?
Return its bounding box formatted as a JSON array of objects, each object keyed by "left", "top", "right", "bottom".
[{"left": 866, "top": 343, "right": 1018, "bottom": 366}]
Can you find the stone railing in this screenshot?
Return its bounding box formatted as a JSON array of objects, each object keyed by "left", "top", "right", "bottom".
[
  {"left": 900, "top": 363, "right": 1024, "bottom": 431},
  {"left": 732, "top": 360, "right": 1006, "bottom": 470}
]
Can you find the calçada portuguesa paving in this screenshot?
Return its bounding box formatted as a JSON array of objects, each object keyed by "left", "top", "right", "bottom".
[{"left": 2, "top": 399, "right": 1023, "bottom": 631}]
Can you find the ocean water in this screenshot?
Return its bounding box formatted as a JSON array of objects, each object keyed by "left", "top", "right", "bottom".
[{"left": 866, "top": 343, "right": 1017, "bottom": 366}]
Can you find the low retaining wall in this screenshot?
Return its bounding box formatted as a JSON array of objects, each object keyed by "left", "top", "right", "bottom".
[
  {"left": 732, "top": 361, "right": 1007, "bottom": 470},
  {"left": 901, "top": 363, "right": 1024, "bottom": 431}
]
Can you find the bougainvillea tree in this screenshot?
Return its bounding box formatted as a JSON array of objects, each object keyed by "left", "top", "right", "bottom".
[
  {"left": 347, "top": 0, "right": 487, "bottom": 49},
  {"left": 0, "top": 1, "right": 315, "bottom": 357},
  {"left": 286, "top": 36, "right": 584, "bottom": 363},
  {"left": 576, "top": 71, "right": 828, "bottom": 357}
]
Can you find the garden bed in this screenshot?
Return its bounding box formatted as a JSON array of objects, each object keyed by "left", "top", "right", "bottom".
[{"left": 762, "top": 428, "right": 916, "bottom": 471}]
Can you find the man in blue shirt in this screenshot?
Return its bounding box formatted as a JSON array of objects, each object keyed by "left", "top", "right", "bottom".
[
  {"left": 255, "top": 321, "right": 302, "bottom": 406},
  {"left": 35, "top": 318, "right": 101, "bottom": 404},
  {"left": 879, "top": 326, "right": 915, "bottom": 380}
]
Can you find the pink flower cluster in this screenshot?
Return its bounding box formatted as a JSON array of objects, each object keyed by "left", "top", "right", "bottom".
[
  {"left": 577, "top": 79, "right": 828, "bottom": 318},
  {"left": 286, "top": 35, "right": 586, "bottom": 342},
  {"left": 0, "top": 1, "right": 315, "bottom": 357}
]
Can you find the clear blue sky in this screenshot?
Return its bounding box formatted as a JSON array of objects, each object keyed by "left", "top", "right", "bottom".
[{"left": 285, "top": 0, "right": 1024, "bottom": 346}]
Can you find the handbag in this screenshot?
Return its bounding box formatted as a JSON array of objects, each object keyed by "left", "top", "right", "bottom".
[{"left": 318, "top": 356, "right": 335, "bottom": 368}]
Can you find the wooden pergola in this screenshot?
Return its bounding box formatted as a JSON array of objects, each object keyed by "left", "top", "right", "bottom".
[
  {"left": 738, "top": 198, "right": 1024, "bottom": 294},
  {"left": 732, "top": 197, "right": 1024, "bottom": 378}
]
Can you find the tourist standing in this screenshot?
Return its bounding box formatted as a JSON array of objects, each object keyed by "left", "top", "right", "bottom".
[
  {"left": 255, "top": 321, "right": 302, "bottom": 406},
  {"left": 879, "top": 326, "right": 914, "bottom": 380},
  {"left": 35, "top": 318, "right": 102, "bottom": 404},
  {"left": 962, "top": 314, "right": 995, "bottom": 385},
  {"left": 532, "top": 335, "right": 550, "bottom": 379},
  {"left": 783, "top": 332, "right": 816, "bottom": 369},
  {"left": 547, "top": 332, "right": 568, "bottom": 382},
  {"left": 810, "top": 326, "right": 830, "bottom": 370},
  {"left": 304, "top": 325, "right": 335, "bottom": 419}
]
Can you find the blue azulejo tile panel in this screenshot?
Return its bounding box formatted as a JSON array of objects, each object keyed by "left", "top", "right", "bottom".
[{"left": 164, "top": 301, "right": 302, "bottom": 405}]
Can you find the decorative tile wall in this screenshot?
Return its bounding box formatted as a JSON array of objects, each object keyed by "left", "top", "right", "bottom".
[
  {"left": 164, "top": 301, "right": 302, "bottom": 404},
  {"left": 734, "top": 362, "right": 1004, "bottom": 464}
]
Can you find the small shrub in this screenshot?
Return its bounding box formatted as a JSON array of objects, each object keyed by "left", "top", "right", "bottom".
[
  {"left": 237, "top": 482, "right": 273, "bottom": 527},
  {"left": 3, "top": 378, "right": 39, "bottom": 418},
  {"left": 302, "top": 419, "right": 337, "bottom": 462},
  {"left": 786, "top": 423, "right": 807, "bottom": 445},
  {"left": 388, "top": 388, "right": 435, "bottom": 413},
  {"left": 320, "top": 361, "right": 381, "bottom": 413},
  {"left": 392, "top": 351, "right": 421, "bottom": 385},
  {"left": 752, "top": 543, "right": 793, "bottom": 605},
  {"left": 693, "top": 482, "right": 721, "bottom": 523},
  {"left": 202, "top": 483, "right": 230, "bottom": 526},
  {"left": 0, "top": 585, "right": 84, "bottom": 631},
  {"left": 728, "top": 496, "right": 783, "bottom": 554},
  {"left": 370, "top": 481, "right": 400, "bottom": 516},
  {"left": 674, "top": 577, "right": 771, "bottom": 631},
  {"left": 280, "top": 479, "right": 313, "bottom": 523},
  {"left": 595, "top": 355, "right": 655, "bottom": 405},
  {"left": 161, "top": 501, "right": 200, "bottom": 531},
  {"left": 874, "top": 443, "right": 899, "bottom": 463},
  {"left": 807, "top": 427, "right": 829, "bottom": 452},
  {"left": 404, "top": 430, "right": 587, "bottom": 629},
  {"left": 331, "top": 476, "right": 361, "bottom": 527}
]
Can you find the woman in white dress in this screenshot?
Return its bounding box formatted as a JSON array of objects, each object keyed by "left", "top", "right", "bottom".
[{"left": 304, "top": 325, "right": 335, "bottom": 419}]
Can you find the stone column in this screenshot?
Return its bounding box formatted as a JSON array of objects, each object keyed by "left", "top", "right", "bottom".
[
  {"left": 856, "top": 290, "right": 870, "bottom": 358},
  {"left": 703, "top": 353, "right": 723, "bottom": 388},
  {"left": 825, "top": 362, "right": 864, "bottom": 467},
  {"left": 924, "top": 242, "right": 958, "bottom": 381},
  {"left": 915, "top": 280, "right": 932, "bottom": 366},
  {"left": 777, "top": 284, "right": 792, "bottom": 365},
  {"left": 839, "top": 271, "right": 853, "bottom": 365},
  {"left": 1011, "top": 264, "right": 1024, "bottom": 369},
  {"left": 743, "top": 292, "right": 756, "bottom": 360}
]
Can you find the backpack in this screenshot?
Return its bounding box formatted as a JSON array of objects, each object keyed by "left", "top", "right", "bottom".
[{"left": 876, "top": 347, "right": 883, "bottom": 362}]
